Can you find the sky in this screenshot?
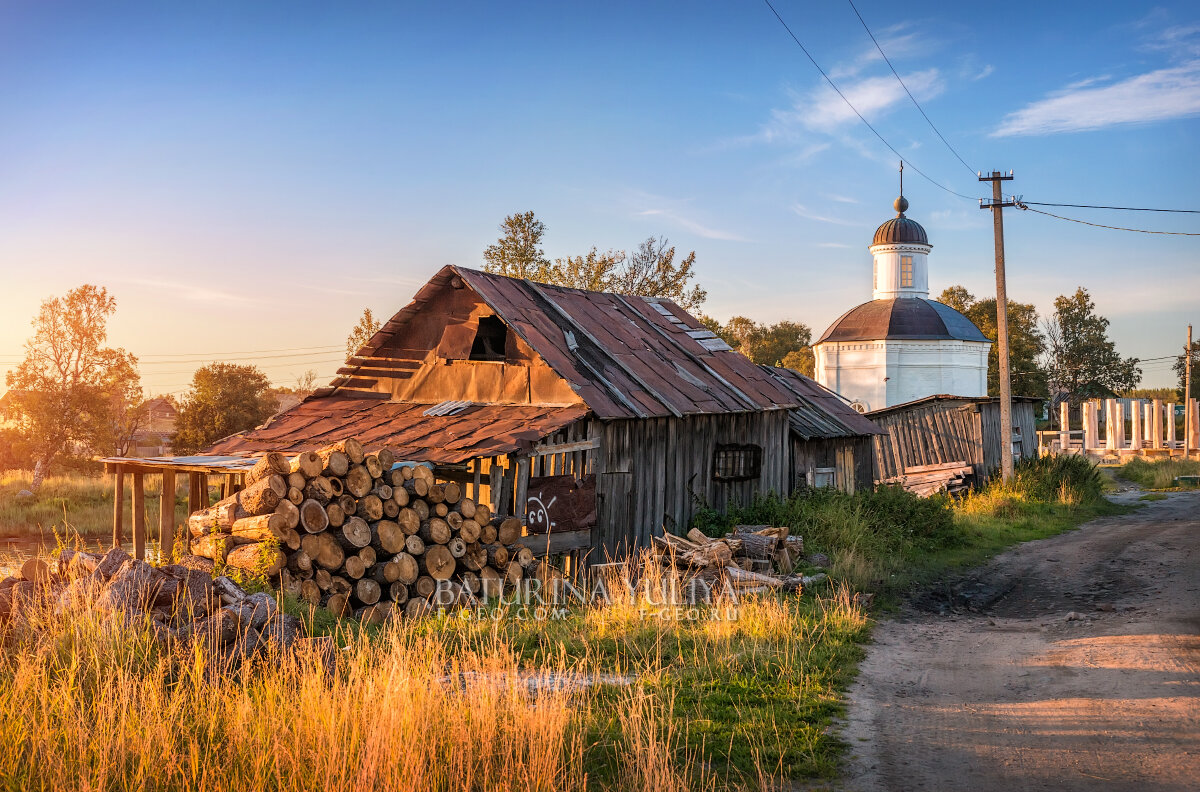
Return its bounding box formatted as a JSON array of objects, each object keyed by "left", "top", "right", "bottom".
[{"left": 0, "top": 0, "right": 1197, "bottom": 395}]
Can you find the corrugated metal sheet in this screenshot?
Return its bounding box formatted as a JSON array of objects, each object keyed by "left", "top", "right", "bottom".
[
  {"left": 760, "top": 366, "right": 884, "bottom": 439},
  {"left": 207, "top": 397, "right": 588, "bottom": 463}
]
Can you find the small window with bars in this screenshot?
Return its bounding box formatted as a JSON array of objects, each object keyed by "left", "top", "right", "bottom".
[
  {"left": 900, "top": 255, "right": 914, "bottom": 287},
  {"left": 712, "top": 444, "right": 762, "bottom": 482}
]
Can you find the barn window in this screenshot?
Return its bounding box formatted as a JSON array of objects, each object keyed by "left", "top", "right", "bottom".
[
  {"left": 469, "top": 316, "right": 507, "bottom": 361},
  {"left": 712, "top": 444, "right": 762, "bottom": 482},
  {"left": 900, "top": 255, "right": 914, "bottom": 287}
]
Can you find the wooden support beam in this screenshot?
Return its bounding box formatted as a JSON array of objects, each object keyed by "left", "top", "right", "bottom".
[
  {"left": 1152, "top": 400, "right": 1164, "bottom": 449},
  {"left": 532, "top": 437, "right": 601, "bottom": 457},
  {"left": 1059, "top": 400, "right": 1070, "bottom": 451},
  {"left": 132, "top": 472, "right": 146, "bottom": 560},
  {"left": 1166, "top": 403, "right": 1177, "bottom": 446},
  {"left": 112, "top": 465, "right": 125, "bottom": 549},
  {"left": 515, "top": 455, "right": 530, "bottom": 521},
  {"left": 1129, "top": 401, "right": 1143, "bottom": 450},
  {"left": 187, "top": 472, "right": 200, "bottom": 515},
  {"left": 160, "top": 470, "right": 176, "bottom": 559},
  {"left": 472, "top": 458, "right": 482, "bottom": 502},
  {"left": 199, "top": 473, "right": 210, "bottom": 509}
]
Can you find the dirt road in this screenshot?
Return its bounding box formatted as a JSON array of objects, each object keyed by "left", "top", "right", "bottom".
[{"left": 842, "top": 489, "right": 1200, "bottom": 791}]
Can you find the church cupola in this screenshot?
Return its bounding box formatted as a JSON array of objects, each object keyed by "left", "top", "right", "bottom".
[{"left": 869, "top": 166, "right": 932, "bottom": 300}]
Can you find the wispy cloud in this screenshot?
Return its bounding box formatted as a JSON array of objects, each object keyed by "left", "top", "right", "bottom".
[
  {"left": 789, "top": 69, "right": 944, "bottom": 133},
  {"left": 972, "top": 64, "right": 994, "bottom": 81},
  {"left": 992, "top": 61, "right": 1200, "bottom": 136},
  {"left": 792, "top": 204, "right": 857, "bottom": 226},
  {"left": 829, "top": 24, "right": 930, "bottom": 80},
  {"left": 816, "top": 242, "right": 851, "bottom": 248},
  {"left": 633, "top": 204, "right": 745, "bottom": 241},
  {"left": 826, "top": 194, "right": 859, "bottom": 204},
  {"left": 125, "top": 277, "right": 261, "bottom": 306}
]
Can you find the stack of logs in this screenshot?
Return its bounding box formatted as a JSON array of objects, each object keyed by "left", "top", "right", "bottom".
[
  {"left": 651, "top": 525, "right": 817, "bottom": 594},
  {"left": 187, "top": 438, "right": 547, "bottom": 621}
]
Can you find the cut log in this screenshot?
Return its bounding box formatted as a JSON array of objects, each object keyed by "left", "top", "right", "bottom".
[
  {"left": 245, "top": 452, "right": 291, "bottom": 487},
  {"left": 459, "top": 570, "right": 480, "bottom": 595},
  {"left": 392, "top": 552, "right": 419, "bottom": 585},
  {"left": 19, "top": 558, "right": 51, "bottom": 585},
  {"left": 225, "top": 543, "right": 286, "bottom": 577},
  {"left": 480, "top": 523, "right": 498, "bottom": 545},
  {"left": 434, "top": 503, "right": 449, "bottom": 518},
  {"left": 419, "top": 518, "right": 452, "bottom": 545},
  {"left": 486, "top": 544, "right": 510, "bottom": 568},
  {"left": 326, "top": 437, "right": 364, "bottom": 465},
  {"left": 287, "top": 487, "right": 304, "bottom": 505},
  {"left": 503, "top": 561, "right": 523, "bottom": 585},
  {"left": 388, "top": 468, "right": 406, "bottom": 487},
  {"left": 190, "top": 533, "right": 234, "bottom": 562},
  {"left": 354, "top": 578, "right": 381, "bottom": 605},
  {"left": 426, "top": 483, "right": 445, "bottom": 504},
  {"left": 723, "top": 565, "right": 784, "bottom": 589},
  {"left": 403, "top": 478, "right": 429, "bottom": 498},
  {"left": 238, "top": 474, "right": 286, "bottom": 516},
  {"left": 318, "top": 448, "right": 350, "bottom": 478},
  {"left": 230, "top": 512, "right": 289, "bottom": 542},
  {"left": 396, "top": 507, "right": 420, "bottom": 535},
  {"left": 442, "top": 481, "right": 462, "bottom": 505},
  {"left": 282, "top": 527, "right": 302, "bottom": 551},
  {"left": 275, "top": 499, "right": 300, "bottom": 530},
  {"left": 291, "top": 452, "right": 323, "bottom": 479},
  {"left": 299, "top": 499, "right": 329, "bottom": 534},
  {"left": 326, "top": 502, "right": 345, "bottom": 528},
  {"left": 411, "top": 499, "right": 430, "bottom": 521},
  {"left": 404, "top": 534, "right": 425, "bottom": 556},
  {"left": 303, "top": 476, "right": 335, "bottom": 504},
  {"left": 288, "top": 550, "right": 313, "bottom": 574},
  {"left": 327, "top": 592, "right": 351, "bottom": 617},
  {"left": 419, "top": 545, "right": 456, "bottom": 580},
  {"left": 328, "top": 576, "right": 352, "bottom": 596},
  {"left": 343, "top": 555, "right": 366, "bottom": 580},
  {"left": 327, "top": 476, "right": 344, "bottom": 498},
  {"left": 412, "top": 465, "right": 434, "bottom": 484},
  {"left": 299, "top": 579, "right": 321, "bottom": 605},
  {"left": 405, "top": 597, "right": 432, "bottom": 618},
  {"left": 457, "top": 497, "right": 476, "bottom": 519},
  {"left": 358, "top": 546, "right": 376, "bottom": 567},
  {"left": 370, "top": 560, "right": 400, "bottom": 584},
  {"left": 382, "top": 499, "right": 399, "bottom": 519},
  {"left": 457, "top": 518, "right": 481, "bottom": 544},
  {"left": 497, "top": 517, "right": 522, "bottom": 545},
  {"left": 446, "top": 511, "right": 464, "bottom": 531},
  {"left": 187, "top": 500, "right": 239, "bottom": 536},
  {"left": 509, "top": 544, "right": 535, "bottom": 569},
  {"left": 413, "top": 575, "right": 436, "bottom": 599},
  {"left": 337, "top": 493, "right": 357, "bottom": 516},
  {"left": 310, "top": 533, "right": 346, "bottom": 571},
  {"left": 345, "top": 465, "right": 373, "bottom": 497},
  {"left": 376, "top": 446, "right": 395, "bottom": 471},
  {"left": 389, "top": 581, "right": 409, "bottom": 604},
  {"left": 392, "top": 486, "right": 409, "bottom": 508},
  {"left": 373, "top": 519, "right": 406, "bottom": 554},
  {"left": 357, "top": 602, "right": 391, "bottom": 625},
  {"left": 314, "top": 567, "right": 333, "bottom": 591},
  {"left": 446, "top": 536, "right": 467, "bottom": 558},
  {"left": 474, "top": 503, "right": 492, "bottom": 525},
  {"left": 358, "top": 494, "right": 383, "bottom": 522},
  {"left": 339, "top": 517, "right": 372, "bottom": 549},
  {"left": 371, "top": 483, "right": 393, "bottom": 501},
  {"left": 363, "top": 454, "right": 383, "bottom": 479},
  {"left": 479, "top": 566, "right": 502, "bottom": 598},
  {"left": 287, "top": 471, "right": 308, "bottom": 491},
  {"left": 461, "top": 542, "right": 487, "bottom": 572}
]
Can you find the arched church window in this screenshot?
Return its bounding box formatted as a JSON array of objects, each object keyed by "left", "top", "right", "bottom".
[{"left": 900, "top": 255, "right": 913, "bottom": 287}]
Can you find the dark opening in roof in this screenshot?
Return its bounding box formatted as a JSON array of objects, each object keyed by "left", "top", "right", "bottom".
[{"left": 469, "top": 315, "right": 507, "bottom": 361}]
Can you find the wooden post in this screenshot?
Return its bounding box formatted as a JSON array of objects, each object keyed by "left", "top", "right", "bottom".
[
  {"left": 1190, "top": 398, "right": 1200, "bottom": 454},
  {"left": 112, "top": 464, "right": 125, "bottom": 549},
  {"left": 1059, "top": 400, "right": 1070, "bottom": 453},
  {"left": 1186, "top": 324, "right": 1193, "bottom": 456},
  {"left": 1129, "top": 401, "right": 1143, "bottom": 451},
  {"left": 1166, "top": 403, "right": 1177, "bottom": 447},
  {"left": 199, "top": 473, "right": 210, "bottom": 509},
  {"left": 132, "top": 472, "right": 146, "bottom": 560},
  {"left": 160, "top": 470, "right": 176, "bottom": 559},
  {"left": 1104, "top": 399, "right": 1117, "bottom": 452},
  {"left": 980, "top": 169, "right": 1016, "bottom": 481},
  {"left": 1115, "top": 401, "right": 1126, "bottom": 450},
  {"left": 489, "top": 456, "right": 503, "bottom": 514},
  {"left": 472, "top": 458, "right": 482, "bottom": 502},
  {"left": 1083, "top": 400, "right": 1098, "bottom": 451},
  {"left": 1152, "top": 400, "right": 1164, "bottom": 450},
  {"left": 187, "top": 472, "right": 200, "bottom": 515},
  {"left": 515, "top": 455, "right": 530, "bottom": 521}
]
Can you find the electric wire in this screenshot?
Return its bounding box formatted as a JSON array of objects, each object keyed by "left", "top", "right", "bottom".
[
  {"left": 845, "top": 0, "right": 977, "bottom": 176},
  {"left": 761, "top": 0, "right": 981, "bottom": 202},
  {"left": 1018, "top": 202, "right": 1200, "bottom": 214},
  {"left": 1014, "top": 202, "right": 1200, "bottom": 236}
]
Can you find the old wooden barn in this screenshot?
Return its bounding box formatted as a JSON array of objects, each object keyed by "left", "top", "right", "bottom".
[
  {"left": 208, "top": 265, "right": 880, "bottom": 560},
  {"left": 867, "top": 394, "right": 1040, "bottom": 483}
]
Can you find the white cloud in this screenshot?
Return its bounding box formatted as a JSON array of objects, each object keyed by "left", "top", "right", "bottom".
[
  {"left": 826, "top": 194, "right": 859, "bottom": 204},
  {"left": 792, "top": 204, "right": 857, "bottom": 226},
  {"left": 634, "top": 205, "right": 745, "bottom": 241},
  {"left": 993, "top": 61, "right": 1200, "bottom": 136},
  {"left": 800, "top": 69, "right": 944, "bottom": 133},
  {"left": 125, "top": 277, "right": 261, "bottom": 306},
  {"left": 972, "top": 64, "right": 994, "bottom": 81}
]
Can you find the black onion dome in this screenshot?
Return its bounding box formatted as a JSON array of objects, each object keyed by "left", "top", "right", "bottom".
[{"left": 816, "top": 298, "right": 989, "bottom": 344}]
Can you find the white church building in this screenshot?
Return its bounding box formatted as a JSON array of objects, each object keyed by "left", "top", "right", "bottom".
[{"left": 813, "top": 190, "right": 991, "bottom": 413}]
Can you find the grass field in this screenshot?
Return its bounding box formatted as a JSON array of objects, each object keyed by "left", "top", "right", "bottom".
[
  {"left": 0, "top": 455, "right": 1122, "bottom": 789},
  {"left": 1118, "top": 457, "right": 1200, "bottom": 490}
]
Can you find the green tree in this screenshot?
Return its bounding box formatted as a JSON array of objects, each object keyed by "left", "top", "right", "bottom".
[
  {"left": 346, "top": 308, "right": 381, "bottom": 360},
  {"left": 4, "top": 285, "right": 140, "bottom": 490},
  {"left": 483, "top": 211, "right": 553, "bottom": 281},
  {"left": 483, "top": 212, "right": 707, "bottom": 310},
  {"left": 938, "top": 286, "right": 1048, "bottom": 399},
  {"left": 172, "top": 364, "right": 278, "bottom": 454},
  {"left": 1043, "top": 287, "right": 1141, "bottom": 402},
  {"left": 1173, "top": 340, "right": 1199, "bottom": 401},
  {"left": 718, "top": 317, "right": 814, "bottom": 375}
]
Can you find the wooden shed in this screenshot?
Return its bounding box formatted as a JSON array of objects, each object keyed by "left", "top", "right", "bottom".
[
  {"left": 209, "top": 265, "right": 878, "bottom": 560},
  {"left": 867, "top": 394, "right": 1040, "bottom": 483}
]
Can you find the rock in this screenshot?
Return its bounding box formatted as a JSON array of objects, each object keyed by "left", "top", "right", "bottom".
[
  {"left": 806, "top": 552, "right": 831, "bottom": 569},
  {"left": 1065, "top": 611, "right": 1082, "bottom": 621},
  {"left": 229, "top": 625, "right": 262, "bottom": 659},
  {"left": 160, "top": 565, "right": 218, "bottom": 619},
  {"left": 1095, "top": 602, "right": 1115, "bottom": 612},
  {"left": 96, "top": 559, "right": 173, "bottom": 614},
  {"left": 260, "top": 612, "right": 302, "bottom": 651},
  {"left": 0, "top": 576, "right": 18, "bottom": 592},
  {"left": 56, "top": 550, "right": 101, "bottom": 579},
  {"left": 186, "top": 607, "right": 241, "bottom": 649},
  {"left": 241, "top": 592, "right": 278, "bottom": 631},
  {"left": 175, "top": 554, "right": 216, "bottom": 575},
  {"left": 212, "top": 576, "right": 246, "bottom": 605},
  {"left": 801, "top": 573, "right": 828, "bottom": 587},
  {"left": 16, "top": 489, "right": 33, "bottom": 498},
  {"left": 95, "top": 547, "right": 133, "bottom": 580},
  {"left": 19, "top": 558, "right": 52, "bottom": 585}
]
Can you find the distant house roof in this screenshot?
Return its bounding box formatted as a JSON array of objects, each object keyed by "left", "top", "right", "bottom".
[
  {"left": 142, "top": 396, "right": 178, "bottom": 414},
  {"left": 865, "top": 393, "right": 1042, "bottom": 418},
  {"left": 761, "top": 366, "right": 884, "bottom": 439},
  {"left": 336, "top": 265, "right": 803, "bottom": 420}
]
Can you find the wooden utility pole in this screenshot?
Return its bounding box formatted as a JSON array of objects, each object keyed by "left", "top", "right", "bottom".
[
  {"left": 1187, "top": 323, "right": 1193, "bottom": 456},
  {"left": 980, "top": 170, "right": 1016, "bottom": 481}
]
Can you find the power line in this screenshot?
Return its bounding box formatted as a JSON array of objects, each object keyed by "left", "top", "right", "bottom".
[
  {"left": 1018, "top": 201, "right": 1200, "bottom": 214},
  {"left": 844, "top": 0, "right": 977, "bottom": 176},
  {"left": 1015, "top": 202, "right": 1200, "bottom": 236},
  {"left": 761, "top": 0, "right": 981, "bottom": 202}
]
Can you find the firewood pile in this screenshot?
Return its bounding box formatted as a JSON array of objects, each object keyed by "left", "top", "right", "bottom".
[
  {"left": 187, "top": 438, "right": 550, "bottom": 622},
  {"left": 882, "top": 460, "right": 974, "bottom": 498},
  {"left": 0, "top": 547, "right": 303, "bottom": 662},
  {"left": 650, "top": 525, "right": 824, "bottom": 594}
]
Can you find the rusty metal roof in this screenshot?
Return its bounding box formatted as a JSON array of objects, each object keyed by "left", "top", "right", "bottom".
[
  {"left": 760, "top": 366, "right": 884, "bottom": 439},
  {"left": 344, "top": 265, "right": 803, "bottom": 420},
  {"left": 207, "top": 397, "right": 588, "bottom": 463}
]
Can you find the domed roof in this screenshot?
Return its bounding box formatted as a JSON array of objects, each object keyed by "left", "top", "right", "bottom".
[
  {"left": 816, "top": 298, "right": 989, "bottom": 344},
  {"left": 871, "top": 194, "right": 929, "bottom": 246}
]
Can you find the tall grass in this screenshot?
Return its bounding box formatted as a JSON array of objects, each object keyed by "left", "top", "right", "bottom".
[
  {"left": 956, "top": 454, "right": 1105, "bottom": 518},
  {"left": 1119, "top": 457, "right": 1200, "bottom": 490}
]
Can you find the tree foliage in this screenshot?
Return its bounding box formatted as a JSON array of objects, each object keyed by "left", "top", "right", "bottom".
[
  {"left": 346, "top": 308, "right": 381, "bottom": 360},
  {"left": 718, "top": 317, "right": 814, "bottom": 376},
  {"left": 1174, "top": 340, "right": 1199, "bottom": 401},
  {"left": 482, "top": 212, "right": 707, "bottom": 310},
  {"left": 172, "top": 364, "right": 278, "bottom": 454},
  {"left": 4, "top": 285, "right": 141, "bottom": 488},
  {"left": 1043, "top": 287, "right": 1141, "bottom": 402},
  {"left": 938, "top": 286, "right": 1048, "bottom": 398}
]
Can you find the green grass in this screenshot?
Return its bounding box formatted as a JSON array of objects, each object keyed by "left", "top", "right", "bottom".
[
  {"left": 1119, "top": 457, "right": 1200, "bottom": 490},
  {"left": 0, "top": 470, "right": 205, "bottom": 541},
  {"left": 1139, "top": 493, "right": 1168, "bottom": 501}
]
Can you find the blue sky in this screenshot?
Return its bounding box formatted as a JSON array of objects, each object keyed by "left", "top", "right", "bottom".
[{"left": 0, "top": 0, "right": 1196, "bottom": 393}]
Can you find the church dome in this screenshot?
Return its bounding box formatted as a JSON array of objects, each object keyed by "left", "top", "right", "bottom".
[
  {"left": 816, "top": 297, "right": 989, "bottom": 344},
  {"left": 871, "top": 193, "right": 929, "bottom": 246}
]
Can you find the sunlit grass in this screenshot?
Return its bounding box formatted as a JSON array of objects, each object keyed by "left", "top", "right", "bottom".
[{"left": 1119, "top": 457, "right": 1200, "bottom": 490}]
